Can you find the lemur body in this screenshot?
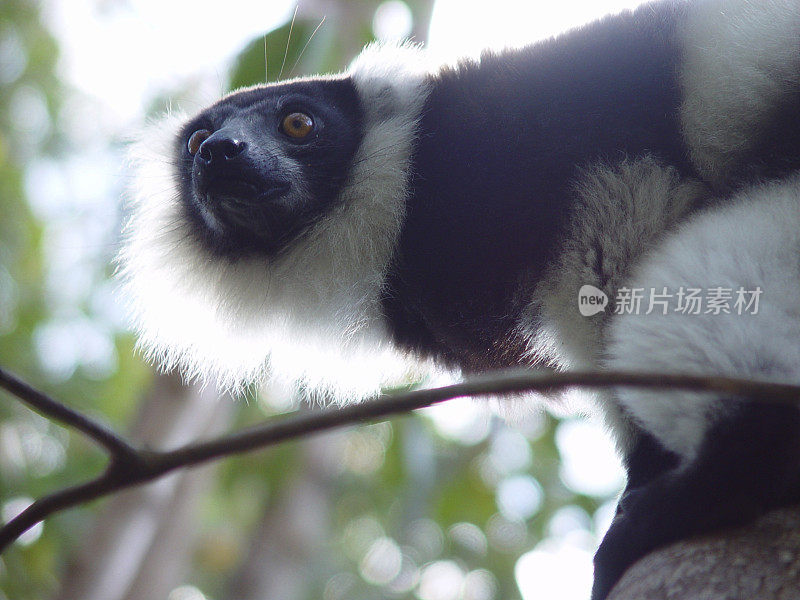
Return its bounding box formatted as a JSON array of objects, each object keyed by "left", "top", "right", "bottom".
[{"left": 118, "top": 1, "right": 800, "bottom": 597}]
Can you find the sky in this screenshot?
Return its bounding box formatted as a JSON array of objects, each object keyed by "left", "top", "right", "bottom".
[
  {"left": 35, "top": 1, "right": 648, "bottom": 599},
  {"left": 44, "top": 0, "right": 651, "bottom": 125},
  {"left": 430, "top": 0, "right": 652, "bottom": 58}
]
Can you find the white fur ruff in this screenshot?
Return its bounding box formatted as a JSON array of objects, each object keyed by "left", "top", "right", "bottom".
[
  {"left": 117, "top": 44, "right": 433, "bottom": 400},
  {"left": 514, "top": 158, "right": 705, "bottom": 450},
  {"left": 679, "top": 0, "right": 800, "bottom": 183},
  {"left": 607, "top": 176, "right": 800, "bottom": 461},
  {"left": 525, "top": 158, "right": 703, "bottom": 372}
]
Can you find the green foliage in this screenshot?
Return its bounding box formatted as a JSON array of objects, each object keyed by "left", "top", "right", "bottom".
[
  {"left": 228, "top": 12, "right": 376, "bottom": 91},
  {"left": 0, "top": 2, "right": 153, "bottom": 598},
  {"left": 229, "top": 19, "right": 319, "bottom": 89},
  {"left": 0, "top": 3, "right": 62, "bottom": 595}
]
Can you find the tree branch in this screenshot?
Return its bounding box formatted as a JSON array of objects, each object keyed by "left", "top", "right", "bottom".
[
  {"left": 1, "top": 366, "right": 799, "bottom": 553},
  {"left": 608, "top": 504, "right": 800, "bottom": 600},
  {"left": 0, "top": 367, "right": 138, "bottom": 462}
]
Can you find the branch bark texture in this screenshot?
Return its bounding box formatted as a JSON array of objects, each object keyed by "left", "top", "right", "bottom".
[{"left": 609, "top": 505, "right": 800, "bottom": 600}]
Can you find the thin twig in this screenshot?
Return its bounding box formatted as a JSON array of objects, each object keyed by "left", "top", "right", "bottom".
[
  {"left": 1, "top": 367, "right": 799, "bottom": 553},
  {"left": 0, "top": 367, "right": 138, "bottom": 461}
]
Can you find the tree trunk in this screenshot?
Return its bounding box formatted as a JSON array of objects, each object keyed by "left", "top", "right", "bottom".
[{"left": 609, "top": 505, "right": 800, "bottom": 600}]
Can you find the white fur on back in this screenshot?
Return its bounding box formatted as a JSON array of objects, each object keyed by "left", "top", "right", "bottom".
[
  {"left": 525, "top": 158, "right": 704, "bottom": 372},
  {"left": 607, "top": 176, "right": 800, "bottom": 461},
  {"left": 679, "top": 0, "right": 800, "bottom": 183},
  {"left": 516, "top": 157, "right": 705, "bottom": 449},
  {"left": 117, "top": 44, "right": 433, "bottom": 400}
]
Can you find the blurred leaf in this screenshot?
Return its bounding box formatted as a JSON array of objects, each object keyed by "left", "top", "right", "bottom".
[
  {"left": 229, "top": 19, "right": 319, "bottom": 90},
  {"left": 229, "top": 12, "right": 377, "bottom": 91}
]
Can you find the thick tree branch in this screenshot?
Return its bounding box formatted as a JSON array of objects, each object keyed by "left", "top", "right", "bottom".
[
  {"left": 608, "top": 505, "right": 800, "bottom": 600},
  {"left": 1, "top": 366, "right": 799, "bottom": 553}
]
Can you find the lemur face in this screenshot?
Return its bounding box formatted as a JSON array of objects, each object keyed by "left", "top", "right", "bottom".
[
  {"left": 175, "top": 78, "right": 363, "bottom": 258},
  {"left": 119, "top": 46, "right": 429, "bottom": 395}
]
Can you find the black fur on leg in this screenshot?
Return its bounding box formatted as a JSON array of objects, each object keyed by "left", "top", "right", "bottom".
[
  {"left": 622, "top": 426, "right": 681, "bottom": 492},
  {"left": 592, "top": 400, "right": 800, "bottom": 600}
]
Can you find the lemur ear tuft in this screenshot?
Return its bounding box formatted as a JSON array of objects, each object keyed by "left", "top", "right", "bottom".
[{"left": 347, "top": 42, "right": 431, "bottom": 121}]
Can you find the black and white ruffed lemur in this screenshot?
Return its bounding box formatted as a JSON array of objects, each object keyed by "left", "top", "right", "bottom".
[{"left": 117, "top": 1, "right": 800, "bottom": 597}]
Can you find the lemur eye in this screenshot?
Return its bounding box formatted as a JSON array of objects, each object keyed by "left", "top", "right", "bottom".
[
  {"left": 281, "top": 112, "right": 314, "bottom": 139},
  {"left": 187, "top": 129, "right": 212, "bottom": 155}
]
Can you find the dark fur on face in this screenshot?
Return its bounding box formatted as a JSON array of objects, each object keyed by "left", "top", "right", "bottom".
[{"left": 175, "top": 77, "right": 363, "bottom": 258}]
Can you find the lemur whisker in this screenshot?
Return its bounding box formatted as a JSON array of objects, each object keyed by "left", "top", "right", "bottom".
[
  {"left": 278, "top": 5, "right": 298, "bottom": 81},
  {"left": 288, "top": 16, "right": 326, "bottom": 79}
]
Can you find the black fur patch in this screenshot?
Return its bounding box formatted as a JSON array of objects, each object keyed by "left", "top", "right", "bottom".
[{"left": 381, "top": 2, "right": 692, "bottom": 371}]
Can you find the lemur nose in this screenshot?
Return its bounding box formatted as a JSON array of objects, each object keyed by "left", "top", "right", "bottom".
[{"left": 198, "top": 132, "right": 247, "bottom": 165}]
